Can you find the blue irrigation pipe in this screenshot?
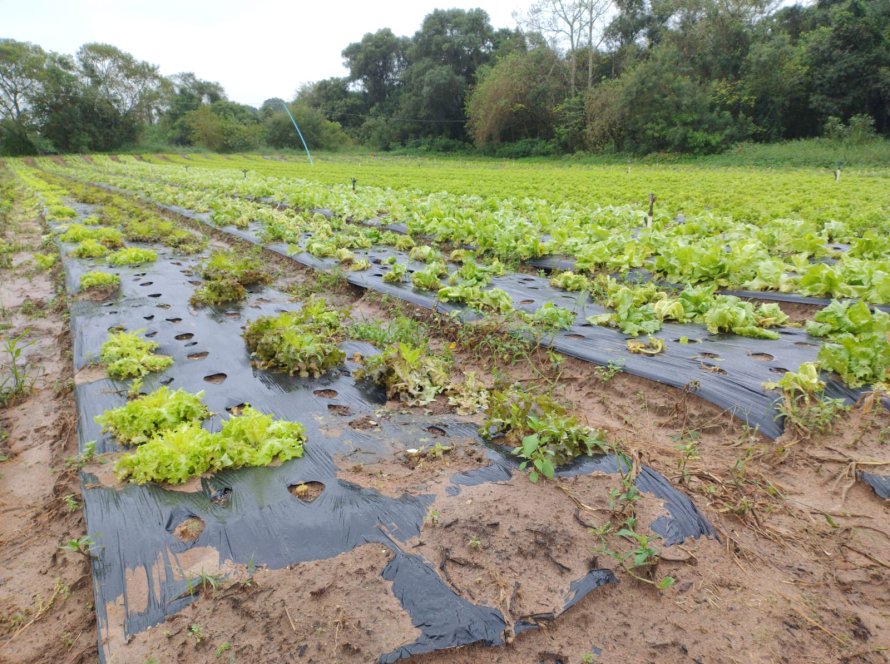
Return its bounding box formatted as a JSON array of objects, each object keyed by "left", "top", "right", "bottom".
[{"left": 280, "top": 101, "right": 314, "bottom": 166}]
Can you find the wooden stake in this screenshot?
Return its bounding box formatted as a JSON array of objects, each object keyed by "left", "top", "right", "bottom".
[{"left": 647, "top": 193, "right": 656, "bottom": 228}]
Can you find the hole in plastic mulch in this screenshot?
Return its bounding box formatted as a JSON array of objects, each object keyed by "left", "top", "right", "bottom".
[
  {"left": 289, "top": 481, "right": 325, "bottom": 503},
  {"left": 748, "top": 352, "right": 775, "bottom": 361},
  {"left": 203, "top": 373, "right": 227, "bottom": 384},
  {"left": 173, "top": 516, "right": 205, "bottom": 542},
  {"left": 175, "top": 333, "right": 194, "bottom": 341},
  {"left": 314, "top": 389, "right": 338, "bottom": 399}
]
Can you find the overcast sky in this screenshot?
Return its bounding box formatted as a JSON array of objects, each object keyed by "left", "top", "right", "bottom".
[{"left": 3, "top": 0, "right": 527, "bottom": 107}]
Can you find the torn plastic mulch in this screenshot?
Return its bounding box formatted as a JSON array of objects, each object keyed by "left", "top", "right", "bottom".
[
  {"left": 51, "top": 204, "right": 715, "bottom": 663},
  {"left": 859, "top": 472, "right": 890, "bottom": 500}
]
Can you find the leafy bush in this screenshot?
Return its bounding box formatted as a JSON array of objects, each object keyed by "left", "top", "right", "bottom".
[
  {"left": 347, "top": 316, "right": 429, "bottom": 348},
  {"left": 588, "top": 282, "right": 788, "bottom": 339},
  {"left": 107, "top": 247, "right": 158, "bottom": 266},
  {"left": 100, "top": 330, "right": 173, "bottom": 380},
  {"left": 354, "top": 343, "right": 450, "bottom": 406},
  {"left": 437, "top": 284, "right": 514, "bottom": 314},
  {"left": 383, "top": 262, "right": 408, "bottom": 283},
  {"left": 33, "top": 253, "right": 57, "bottom": 270},
  {"left": 191, "top": 250, "right": 270, "bottom": 307},
  {"left": 763, "top": 363, "right": 848, "bottom": 437},
  {"left": 550, "top": 271, "right": 590, "bottom": 292},
  {"left": 243, "top": 297, "right": 345, "bottom": 377},
  {"left": 805, "top": 300, "right": 890, "bottom": 387},
  {"left": 528, "top": 302, "right": 576, "bottom": 330},
  {"left": 60, "top": 224, "right": 124, "bottom": 247},
  {"left": 114, "top": 404, "right": 306, "bottom": 485},
  {"left": 80, "top": 271, "right": 120, "bottom": 290},
  {"left": 199, "top": 250, "right": 268, "bottom": 286},
  {"left": 46, "top": 205, "right": 77, "bottom": 221},
  {"left": 409, "top": 245, "right": 438, "bottom": 262},
  {"left": 71, "top": 239, "right": 109, "bottom": 258},
  {"left": 95, "top": 387, "right": 210, "bottom": 445},
  {"left": 411, "top": 268, "right": 442, "bottom": 291},
  {"left": 484, "top": 388, "right": 608, "bottom": 483}
]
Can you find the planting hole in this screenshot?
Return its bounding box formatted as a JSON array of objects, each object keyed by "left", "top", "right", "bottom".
[
  {"left": 175, "top": 333, "right": 194, "bottom": 341},
  {"left": 166, "top": 317, "right": 182, "bottom": 324},
  {"left": 226, "top": 403, "right": 246, "bottom": 415},
  {"left": 148, "top": 293, "right": 162, "bottom": 298},
  {"left": 770, "top": 367, "right": 789, "bottom": 374},
  {"left": 210, "top": 487, "right": 232, "bottom": 506},
  {"left": 426, "top": 425, "right": 446, "bottom": 437},
  {"left": 145, "top": 331, "right": 157, "bottom": 338},
  {"left": 156, "top": 303, "right": 171, "bottom": 309},
  {"left": 314, "top": 389, "right": 338, "bottom": 399},
  {"left": 188, "top": 280, "right": 202, "bottom": 286},
  {"left": 698, "top": 352, "right": 720, "bottom": 360},
  {"left": 700, "top": 362, "right": 727, "bottom": 375},
  {"left": 203, "top": 373, "right": 227, "bottom": 384},
  {"left": 160, "top": 377, "right": 174, "bottom": 385},
  {"left": 327, "top": 404, "right": 351, "bottom": 416},
  {"left": 289, "top": 481, "right": 325, "bottom": 503},
  {"left": 107, "top": 325, "right": 125, "bottom": 333},
  {"left": 187, "top": 351, "right": 208, "bottom": 360},
  {"left": 349, "top": 416, "right": 377, "bottom": 430},
  {"left": 224, "top": 311, "right": 240, "bottom": 319},
  {"left": 143, "top": 315, "right": 154, "bottom": 321},
  {"left": 564, "top": 333, "right": 585, "bottom": 340},
  {"left": 519, "top": 299, "right": 534, "bottom": 305},
  {"left": 173, "top": 517, "right": 204, "bottom": 542},
  {"left": 794, "top": 341, "right": 818, "bottom": 348},
  {"left": 139, "top": 281, "right": 153, "bottom": 286},
  {"left": 748, "top": 352, "right": 774, "bottom": 361}
]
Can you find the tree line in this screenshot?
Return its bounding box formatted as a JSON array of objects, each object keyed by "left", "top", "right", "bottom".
[{"left": 2, "top": 0, "right": 888, "bottom": 156}]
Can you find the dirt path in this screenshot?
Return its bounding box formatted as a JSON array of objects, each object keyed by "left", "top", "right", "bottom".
[{"left": 0, "top": 184, "right": 96, "bottom": 663}]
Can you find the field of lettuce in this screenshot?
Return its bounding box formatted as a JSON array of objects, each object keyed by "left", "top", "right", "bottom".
[{"left": 0, "top": 153, "right": 888, "bottom": 663}]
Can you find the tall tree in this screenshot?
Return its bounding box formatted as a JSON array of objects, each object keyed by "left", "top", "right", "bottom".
[
  {"left": 77, "top": 43, "right": 166, "bottom": 124},
  {"left": 0, "top": 40, "right": 47, "bottom": 153},
  {"left": 342, "top": 29, "right": 409, "bottom": 107}
]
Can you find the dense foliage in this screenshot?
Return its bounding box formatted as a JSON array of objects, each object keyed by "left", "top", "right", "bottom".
[
  {"left": 99, "top": 330, "right": 173, "bottom": 380},
  {"left": 97, "top": 387, "right": 307, "bottom": 485},
  {"left": 3, "top": 0, "right": 887, "bottom": 155},
  {"left": 242, "top": 297, "right": 346, "bottom": 377}
]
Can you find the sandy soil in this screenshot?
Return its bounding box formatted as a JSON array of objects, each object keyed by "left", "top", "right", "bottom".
[{"left": 0, "top": 202, "right": 96, "bottom": 663}]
